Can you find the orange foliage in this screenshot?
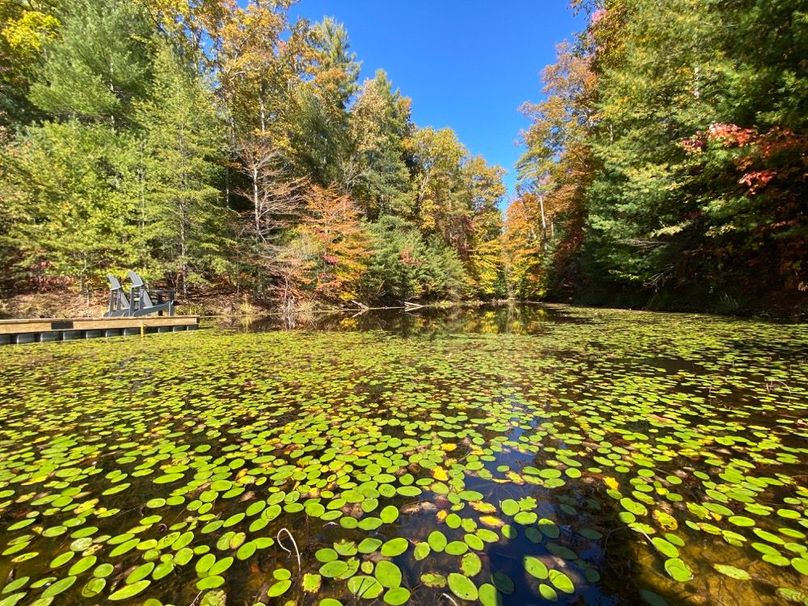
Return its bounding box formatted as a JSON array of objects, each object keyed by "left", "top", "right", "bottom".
[{"left": 300, "top": 186, "right": 370, "bottom": 301}]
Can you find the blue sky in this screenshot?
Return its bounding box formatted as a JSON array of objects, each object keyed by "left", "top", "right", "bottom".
[{"left": 289, "top": 0, "right": 585, "bottom": 201}]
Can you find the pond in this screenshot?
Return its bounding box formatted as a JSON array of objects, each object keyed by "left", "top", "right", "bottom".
[{"left": 0, "top": 304, "right": 806, "bottom": 606}]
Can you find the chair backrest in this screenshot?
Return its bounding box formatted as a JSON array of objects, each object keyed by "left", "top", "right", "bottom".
[
  {"left": 107, "top": 274, "right": 130, "bottom": 310},
  {"left": 107, "top": 275, "right": 122, "bottom": 291},
  {"left": 127, "top": 270, "right": 144, "bottom": 288},
  {"left": 127, "top": 270, "right": 153, "bottom": 308}
]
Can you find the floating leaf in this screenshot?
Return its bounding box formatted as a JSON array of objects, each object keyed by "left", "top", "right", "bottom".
[
  {"left": 347, "top": 576, "right": 383, "bottom": 599},
  {"left": 549, "top": 569, "right": 574, "bottom": 594},
  {"left": 383, "top": 587, "right": 411, "bottom": 605},
  {"left": 375, "top": 560, "right": 402, "bottom": 588},
  {"left": 420, "top": 573, "right": 446, "bottom": 588},
  {"left": 42, "top": 576, "right": 76, "bottom": 598},
  {"left": 461, "top": 552, "right": 482, "bottom": 577},
  {"left": 713, "top": 564, "right": 751, "bottom": 580},
  {"left": 427, "top": 531, "right": 447, "bottom": 552},
  {"left": 381, "top": 538, "right": 408, "bottom": 557},
  {"left": 109, "top": 579, "right": 150, "bottom": 600},
  {"left": 448, "top": 573, "right": 478, "bottom": 601},
  {"left": 302, "top": 573, "right": 321, "bottom": 593},
  {"left": 524, "top": 556, "right": 548, "bottom": 580},
  {"left": 664, "top": 558, "right": 694, "bottom": 583}
]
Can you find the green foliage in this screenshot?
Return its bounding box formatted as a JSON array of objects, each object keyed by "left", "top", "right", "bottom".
[
  {"left": 0, "top": 119, "right": 138, "bottom": 292},
  {"left": 29, "top": 0, "right": 152, "bottom": 124},
  {"left": 361, "top": 217, "right": 467, "bottom": 302},
  {"left": 289, "top": 18, "right": 359, "bottom": 186},
  {"left": 510, "top": 0, "right": 806, "bottom": 311},
  {"left": 134, "top": 41, "right": 229, "bottom": 292},
  {"left": 346, "top": 70, "right": 415, "bottom": 219},
  {"left": 0, "top": 1, "right": 505, "bottom": 306}
]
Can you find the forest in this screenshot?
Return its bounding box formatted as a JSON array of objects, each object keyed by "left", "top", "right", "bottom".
[
  {"left": 511, "top": 0, "right": 806, "bottom": 313},
  {"left": 0, "top": 0, "right": 805, "bottom": 314}
]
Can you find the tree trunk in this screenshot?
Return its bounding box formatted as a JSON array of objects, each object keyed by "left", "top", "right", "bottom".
[
  {"left": 252, "top": 166, "right": 261, "bottom": 239},
  {"left": 180, "top": 199, "right": 188, "bottom": 297},
  {"left": 539, "top": 194, "right": 547, "bottom": 250}
]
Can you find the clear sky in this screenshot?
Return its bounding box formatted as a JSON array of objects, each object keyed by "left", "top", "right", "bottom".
[{"left": 289, "top": 0, "right": 585, "bottom": 202}]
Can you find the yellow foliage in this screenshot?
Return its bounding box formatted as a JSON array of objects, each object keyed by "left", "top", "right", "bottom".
[
  {"left": 2, "top": 10, "right": 59, "bottom": 59},
  {"left": 653, "top": 510, "right": 679, "bottom": 530}
]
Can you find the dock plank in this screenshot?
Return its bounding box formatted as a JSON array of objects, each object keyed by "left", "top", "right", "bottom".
[{"left": 0, "top": 316, "right": 198, "bottom": 334}]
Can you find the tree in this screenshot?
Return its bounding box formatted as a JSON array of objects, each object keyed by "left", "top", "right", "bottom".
[
  {"left": 289, "top": 17, "right": 360, "bottom": 186},
  {"left": 0, "top": 120, "right": 137, "bottom": 295},
  {"left": 346, "top": 70, "right": 415, "bottom": 219},
  {"left": 411, "top": 127, "right": 466, "bottom": 243},
  {"left": 0, "top": 0, "right": 59, "bottom": 126},
  {"left": 215, "top": 0, "right": 309, "bottom": 154},
  {"left": 509, "top": 0, "right": 806, "bottom": 310},
  {"left": 513, "top": 37, "right": 595, "bottom": 299},
  {"left": 135, "top": 41, "right": 228, "bottom": 294},
  {"left": 1, "top": 0, "right": 154, "bottom": 298},
  {"left": 29, "top": 0, "right": 153, "bottom": 125},
  {"left": 361, "top": 216, "right": 467, "bottom": 303},
  {"left": 296, "top": 185, "right": 369, "bottom": 302},
  {"left": 463, "top": 156, "right": 506, "bottom": 296},
  {"left": 502, "top": 193, "right": 544, "bottom": 299},
  {"left": 0, "top": 0, "right": 517, "bottom": 311}
]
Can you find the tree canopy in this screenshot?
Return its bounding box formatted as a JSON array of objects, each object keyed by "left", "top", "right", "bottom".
[
  {"left": 507, "top": 0, "right": 806, "bottom": 312},
  {"left": 0, "top": 0, "right": 506, "bottom": 306},
  {"left": 1, "top": 0, "right": 804, "bottom": 314}
]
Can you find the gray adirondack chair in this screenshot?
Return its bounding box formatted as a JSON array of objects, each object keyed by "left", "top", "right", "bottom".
[
  {"left": 127, "top": 270, "right": 175, "bottom": 317},
  {"left": 104, "top": 275, "right": 131, "bottom": 317}
]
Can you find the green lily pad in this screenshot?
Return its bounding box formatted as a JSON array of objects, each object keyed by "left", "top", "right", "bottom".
[
  {"left": 375, "top": 560, "right": 402, "bottom": 588},
  {"left": 664, "top": 558, "right": 693, "bottom": 583},
  {"left": 448, "top": 573, "right": 478, "bottom": 601},
  {"left": 381, "top": 538, "right": 408, "bottom": 557},
  {"left": 109, "top": 579, "right": 150, "bottom": 600},
  {"left": 713, "top": 564, "right": 751, "bottom": 580}
]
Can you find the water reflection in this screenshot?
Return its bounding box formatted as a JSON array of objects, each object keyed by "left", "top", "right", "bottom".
[{"left": 217, "top": 303, "right": 589, "bottom": 336}]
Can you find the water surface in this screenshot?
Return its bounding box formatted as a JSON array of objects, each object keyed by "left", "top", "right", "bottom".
[{"left": 0, "top": 305, "right": 806, "bottom": 605}]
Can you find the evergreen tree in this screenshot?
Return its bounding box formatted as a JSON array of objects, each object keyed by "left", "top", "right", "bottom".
[
  {"left": 29, "top": 0, "right": 152, "bottom": 124},
  {"left": 135, "top": 41, "right": 229, "bottom": 294},
  {"left": 0, "top": 120, "right": 137, "bottom": 294},
  {"left": 347, "top": 70, "right": 415, "bottom": 219},
  {"left": 290, "top": 18, "right": 360, "bottom": 186}
]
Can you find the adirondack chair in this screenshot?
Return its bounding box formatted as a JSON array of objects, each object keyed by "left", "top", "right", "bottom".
[
  {"left": 127, "top": 270, "right": 175, "bottom": 317},
  {"left": 104, "top": 275, "right": 131, "bottom": 317}
]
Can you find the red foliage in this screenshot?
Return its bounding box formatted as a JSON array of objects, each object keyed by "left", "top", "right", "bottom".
[
  {"left": 738, "top": 170, "right": 776, "bottom": 193},
  {"left": 707, "top": 123, "right": 757, "bottom": 147},
  {"left": 682, "top": 123, "right": 807, "bottom": 196}
]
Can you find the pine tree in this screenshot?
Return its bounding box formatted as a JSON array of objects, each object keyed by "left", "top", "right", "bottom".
[
  {"left": 29, "top": 0, "right": 152, "bottom": 125},
  {"left": 290, "top": 18, "right": 360, "bottom": 186},
  {"left": 346, "top": 70, "right": 415, "bottom": 219},
  {"left": 135, "top": 41, "right": 229, "bottom": 294},
  {"left": 0, "top": 120, "right": 138, "bottom": 295}
]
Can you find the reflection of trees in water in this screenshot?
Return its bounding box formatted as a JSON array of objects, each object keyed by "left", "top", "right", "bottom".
[{"left": 227, "top": 303, "right": 583, "bottom": 336}]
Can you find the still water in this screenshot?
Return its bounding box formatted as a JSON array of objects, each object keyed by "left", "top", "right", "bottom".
[{"left": 0, "top": 304, "right": 806, "bottom": 605}]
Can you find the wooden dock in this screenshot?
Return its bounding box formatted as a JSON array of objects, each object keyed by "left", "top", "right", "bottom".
[{"left": 0, "top": 316, "right": 199, "bottom": 345}]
